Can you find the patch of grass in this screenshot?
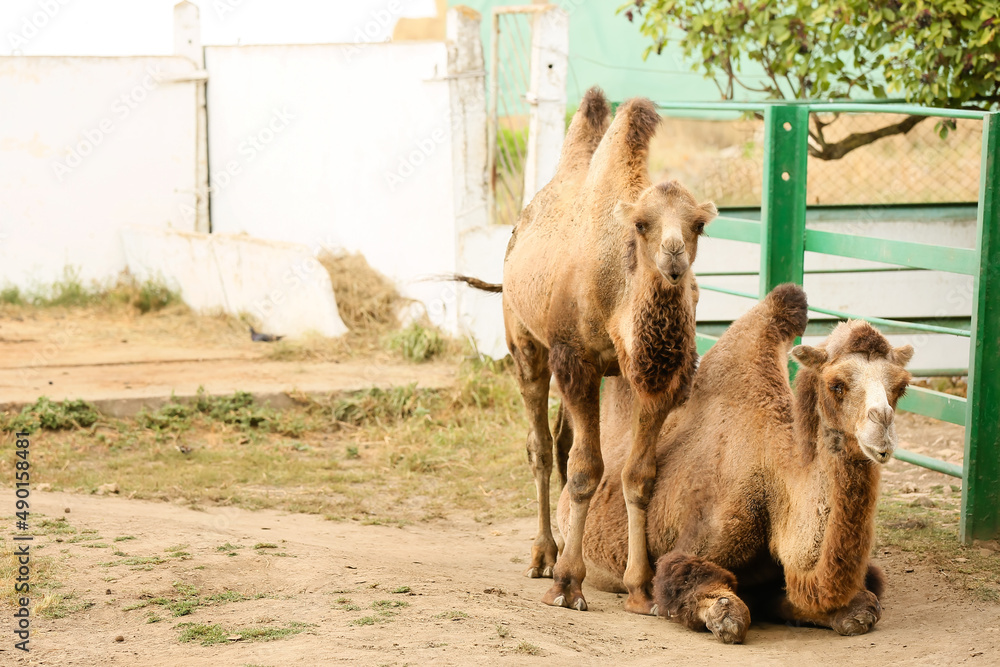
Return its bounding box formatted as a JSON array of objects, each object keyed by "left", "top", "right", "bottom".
[
  {"left": 5, "top": 269, "right": 180, "bottom": 313},
  {"left": 372, "top": 599, "right": 409, "bottom": 610},
  {"left": 100, "top": 556, "right": 168, "bottom": 570},
  {"left": 496, "top": 624, "right": 509, "bottom": 639},
  {"left": 386, "top": 323, "right": 445, "bottom": 363},
  {"left": 514, "top": 641, "right": 542, "bottom": 656},
  {"left": 350, "top": 615, "right": 381, "bottom": 626},
  {"left": 1, "top": 397, "right": 99, "bottom": 434},
  {"left": 334, "top": 597, "right": 361, "bottom": 612},
  {"left": 177, "top": 621, "right": 311, "bottom": 646},
  {"left": 390, "top": 585, "right": 411, "bottom": 594},
  {"left": 253, "top": 543, "right": 278, "bottom": 550},
  {"left": 877, "top": 497, "right": 1000, "bottom": 601},
  {"left": 114, "top": 535, "right": 137, "bottom": 542},
  {"left": 1, "top": 357, "right": 533, "bottom": 525},
  {"left": 123, "top": 582, "right": 264, "bottom": 618},
  {"left": 436, "top": 610, "right": 469, "bottom": 620},
  {"left": 36, "top": 593, "right": 95, "bottom": 619},
  {"left": 1, "top": 285, "right": 23, "bottom": 305}
]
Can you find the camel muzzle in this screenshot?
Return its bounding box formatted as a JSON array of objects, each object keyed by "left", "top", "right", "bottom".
[{"left": 657, "top": 251, "right": 689, "bottom": 285}]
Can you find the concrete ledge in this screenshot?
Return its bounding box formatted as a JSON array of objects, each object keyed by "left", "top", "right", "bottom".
[{"left": 121, "top": 225, "right": 348, "bottom": 339}]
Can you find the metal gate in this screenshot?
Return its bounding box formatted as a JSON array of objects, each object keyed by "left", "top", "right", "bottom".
[{"left": 487, "top": 4, "right": 567, "bottom": 227}]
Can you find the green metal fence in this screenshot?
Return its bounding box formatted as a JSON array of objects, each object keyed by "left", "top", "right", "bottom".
[{"left": 642, "top": 100, "right": 1000, "bottom": 544}]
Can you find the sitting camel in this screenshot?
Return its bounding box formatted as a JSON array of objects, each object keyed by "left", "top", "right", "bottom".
[
  {"left": 560, "top": 284, "right": 913, "bottom": 642},
  {"left": 486, "top": 87, "right": 717, "bottom": 615}
]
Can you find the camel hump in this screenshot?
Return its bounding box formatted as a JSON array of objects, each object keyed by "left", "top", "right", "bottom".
[
  {"left": 615, "top": 97, "right": 661, "bottom": 157},
  {"left": 763, "top": 283, "right": 809, "bottom": 342},
  {"left": 558, "top": 86, "right": 611, "bottom": 175},
  {"left": 580, "top": 86, "right": 610, "bottom": 134}
]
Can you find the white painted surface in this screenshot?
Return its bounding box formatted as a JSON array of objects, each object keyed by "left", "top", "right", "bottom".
[
  {"left": 121, "top": 226, "right": 348, "bottom": 338},
  {"left": 0, "top": 0, "right": 439, "bottom": 56},
  {"left": 522, "top": 6, "right": 568, "bottom": 208},
  {"left": 205, "top": 32, "right": 477, "bottom": 335},
  {"left": 0, "top": 55, "right": 199, "bottom": 289}
]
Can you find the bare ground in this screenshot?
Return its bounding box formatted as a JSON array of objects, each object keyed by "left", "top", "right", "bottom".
[
  {"left": 2, "top": 492, "right": 997, "bottom": 667},
  {"left": 2, "top": 308, "right": 999, "bottom": 665}
]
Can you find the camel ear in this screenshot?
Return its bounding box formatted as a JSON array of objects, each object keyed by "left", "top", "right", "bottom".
[
  {"left": 791, "top": 345, "right": 828, "bottom": 369},
  {"left": 613, "top": 200, "right": 635, "bottom": 226},
  {"left": 890, "top": 344, "right": 914, "bottom": 367},
  {"left": 700, "top": 201, "right": 718, "bottom": 221}
]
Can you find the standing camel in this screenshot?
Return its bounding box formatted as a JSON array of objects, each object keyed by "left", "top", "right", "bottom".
[
  {"left": 496, "top": 87, "right": 717, "bottom": 615},
  {"left": 560, "top": 284, "right": 913, "bottom": 642}
]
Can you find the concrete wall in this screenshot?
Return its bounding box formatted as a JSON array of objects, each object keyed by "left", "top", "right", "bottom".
[
  {"left": 205, "top": 10, "right": 488, "bottom": 337},
  {"left": 0, "top": 55, "right": 200, "bottom": 289}
]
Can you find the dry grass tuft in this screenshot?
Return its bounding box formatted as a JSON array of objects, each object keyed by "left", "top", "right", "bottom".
[{"left": 319, "top": 251, "right": 403, "bottom": 333}]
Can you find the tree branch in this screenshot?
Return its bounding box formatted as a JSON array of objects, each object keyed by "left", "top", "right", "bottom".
[{"left": 807, "top": 115, "right": 928, "bottom": 160}]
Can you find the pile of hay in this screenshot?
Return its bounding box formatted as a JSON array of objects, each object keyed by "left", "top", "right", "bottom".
[{"left": 318, "top": 251, "right": 403, "bottom": 332}]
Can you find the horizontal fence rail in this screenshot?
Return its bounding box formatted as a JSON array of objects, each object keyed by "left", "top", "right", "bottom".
[{"left": 633, "top": 99, "right": 1000, "bottom": 542}]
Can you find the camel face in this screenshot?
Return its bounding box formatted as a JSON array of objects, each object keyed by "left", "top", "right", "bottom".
[
  {"left": 615, "top": 181, "right": 717, "bottom": 286},
  {"left": 792, "top": 322, "right": 913, "bottom": 464}
]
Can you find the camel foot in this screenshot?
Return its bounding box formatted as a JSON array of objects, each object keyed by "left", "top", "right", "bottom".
[
  {"left": 542, "top": 580, "right": 587, "bottom": 611},
  {"left": 624, "top": 590, "right": 658, "bottom": 616},
  {"left": 704, "top": 597, "right": 750, "bottom": 644},
  {"left": 524, "top": 565, "right": 554, "bottom": 579},
  {"left": 524, "top": 543, "right": 558, "bottom": 579},
  {"left": 831, "top": 591, "right": 881, "bottom": 636}
]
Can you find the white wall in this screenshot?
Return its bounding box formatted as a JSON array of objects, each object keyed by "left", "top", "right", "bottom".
[
  {"left": 1, "top": 0, "right": 438, "bottom": 56},
  {"left": 0, "top": 55, "right": 200, "bottom": 288},
  {"left": 205, "top": 39, "right": 470, "bottom": 333}
]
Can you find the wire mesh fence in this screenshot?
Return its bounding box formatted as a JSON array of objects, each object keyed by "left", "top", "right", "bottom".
[
  {"left": 490, "top": 11, "right": 533, "bottom": 227},
  {"left": 648, "top": 112, "right": 982, "bottom": 208}
]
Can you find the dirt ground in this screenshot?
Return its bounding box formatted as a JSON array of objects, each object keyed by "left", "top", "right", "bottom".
[
  {"left": 0, "top": 307, "right": 454, "bottom": 414},
  {"left": 2, "top": 492, "right": 996, "bottom": 667},
  {"left": 2, "top": 308, "right": 999, "bottom": 665}
]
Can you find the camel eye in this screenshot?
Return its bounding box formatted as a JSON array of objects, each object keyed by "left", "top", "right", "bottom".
[
  {"left": 830, "top": 382, "right": 845, "bottom": 397},
  {"left": 635, "top": 221, "right": 648, "bottom": 234},
  {"left": 693, "top": 222, "right": 706, "bottom": 235}
]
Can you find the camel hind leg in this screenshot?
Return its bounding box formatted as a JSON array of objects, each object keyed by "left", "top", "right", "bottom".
[
  {"left": 653, "top": 552, "right": 751, "bottom": 644},
  {"left": 552, "top": 402, "right": 573, "bottom": 553},
  {"left": 508, "top": 330, "right": 558, "bottom": 579}
]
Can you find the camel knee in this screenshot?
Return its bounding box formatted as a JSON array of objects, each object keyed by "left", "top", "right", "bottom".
[
  {"left": 567, "top": 469, "right": 601, "bottom": 503},
  {"left": 621, "top": 460, "right": 656, "bottom": 507},
  {"left": 526, "top": 431, "right": 554, "bottom": 470}
]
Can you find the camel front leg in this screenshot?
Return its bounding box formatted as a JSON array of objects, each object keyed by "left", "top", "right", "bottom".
[
  {"left": 544, "top": 346, "right": 602, "bottom": 611},
  {"left": 653, "top": 552, "right": 751, "bottom": 644},
  {"left": 775, "top": 588, "right": 882, "bottom": 636},
  {"left": 620, "top": 397, "right": 669, "bottom": 615}
]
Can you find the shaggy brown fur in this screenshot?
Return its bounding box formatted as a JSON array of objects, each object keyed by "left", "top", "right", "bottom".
[
  {"left": 560, "top": 285, "right": 913, "bottom": 642},
  {"left": 498, "top": 86, "right": 717, "bottom": 615}
]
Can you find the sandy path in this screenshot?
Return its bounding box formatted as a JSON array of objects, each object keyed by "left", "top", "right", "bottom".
[{"left": 3, "top": 491, "right": 997, "bottom": 666}]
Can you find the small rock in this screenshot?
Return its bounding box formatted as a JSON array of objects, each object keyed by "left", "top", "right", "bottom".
[
  {"left": 96, "top": 483, "right": 120, "bottom": 496},
  {"left": 105, "top": 589, "right": 112, "bottom": 595},
  {"left": 910, "top": 496, "right": 936, "bottom": 508},
  {"left": 905, "top": 567, "right": 915, "bottom": 573},
  {"left": 227, "top": 635, "right": 242, "bottom": 642},
  {"left": 979, "top": 548, "right": 993, "bottom": 558},
  {"left": 954, "top": 557, "right": 968, "bottom": 563},
  {"left": 64, "top": 508, "right": 71, "bottom": 514},
  {"left": 36, "top": 483, "right": 52, "bottom": 492},
  {"left": 114, "top": 635, "right": 124, "bottom": 643}
]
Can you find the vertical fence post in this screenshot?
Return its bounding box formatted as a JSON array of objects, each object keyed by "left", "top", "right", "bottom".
[
  {"left": 961, "top": 111, "right": 1000, "bottom": 543},
  {"left": 759, "top": 104, "right": 809, "bottom": 295}
]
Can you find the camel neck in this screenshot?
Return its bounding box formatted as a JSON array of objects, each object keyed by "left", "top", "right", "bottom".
[{"left": 788, "top": 424, "right": 881, "bottom": 612}]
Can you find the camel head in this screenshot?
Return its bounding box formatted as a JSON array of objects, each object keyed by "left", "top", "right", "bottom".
[
  {"left": 614, "top": 181, "right": 717, "bottom": 286},
  {"left": 791, "top": 321, "right": 913, "bottom": 464}
]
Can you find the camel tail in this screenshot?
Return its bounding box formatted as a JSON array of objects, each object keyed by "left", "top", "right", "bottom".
[
  {"left": 451, "top": 274, "right": 503, "bottom": 293},
  {"left": 762, "top": 283, "right": 809, "bottom": 343}
]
